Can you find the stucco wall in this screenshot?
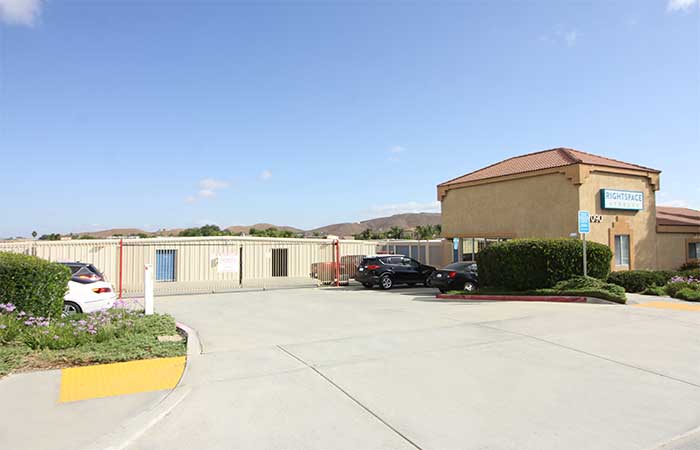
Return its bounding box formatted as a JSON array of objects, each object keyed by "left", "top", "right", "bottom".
[
  {"left": 441, "top": 172, "right": 579, "bottom": 239},
  {"left": 657, "top": 232, "right": 700, "bottom": 270},
  {"left": 578, "top": 169, "right": 658, "bottom": 270}
]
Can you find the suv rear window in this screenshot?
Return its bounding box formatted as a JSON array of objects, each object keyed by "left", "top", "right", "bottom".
[
  {"left": 361, "top": 258, "right": 381, "bottom": 266},
  {"left": 381, "top": 256, "right": 403, "bottom": 265}
]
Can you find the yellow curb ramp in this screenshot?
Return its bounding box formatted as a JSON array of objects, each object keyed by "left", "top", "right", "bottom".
[
  {"left": 59, "top": 356, "right": 186, "bottom": 403},
  {"left": 633, "top": 301, "right": 700, "bottom": 312}
]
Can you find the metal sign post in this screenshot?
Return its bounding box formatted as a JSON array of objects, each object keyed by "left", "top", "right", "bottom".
[{"left": 578, "top": 211, "right": 590, "bottom": 277}]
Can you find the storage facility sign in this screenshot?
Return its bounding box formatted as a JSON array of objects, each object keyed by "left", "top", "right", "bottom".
[{"left": 600, "top": 189, "right": 644, "bottom": 211}]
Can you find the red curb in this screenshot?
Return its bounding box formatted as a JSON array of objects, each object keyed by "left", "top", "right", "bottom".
[{"left": 436, "top": 294, "right": 587, "bottom": 303}]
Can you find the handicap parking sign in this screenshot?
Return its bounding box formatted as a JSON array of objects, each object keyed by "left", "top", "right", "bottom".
[{"left": 578, "top": 210, "right": 590, "bottom": 234}]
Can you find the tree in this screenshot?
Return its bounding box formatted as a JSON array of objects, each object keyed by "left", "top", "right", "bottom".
[
  {"left": 178, "top": 225, "right": 230, "bottom": 237},
  {"left": 415, "top": 225, "right": 433, "bottom": 241},
  {"left": 249, "top": 227, "right": 299, "bottom": 238},
  {"left": 387, "top": 227, "right": 405, "bottom": 240},
  {"left": 38, "top": 233, "right": 61, "bottom": 241},
  {"left": 354, "top": 228, "right": 373, "bottom": 240}
]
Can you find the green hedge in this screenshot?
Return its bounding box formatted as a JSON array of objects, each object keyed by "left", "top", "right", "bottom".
[
  {"left": 551, "top": 276, "right": 626, "bottom": 304},
  {"left": 675, "top": 288, "right": 700, "bottom": 302},
  {"left": 454, "top": 276, "right": 626, "bottom": 304},
  {"left": 0, "top": 253, "right": 70, "bottom": 318},
  {"left": 607, "top": 270, "right": 677, "bottom": 293},
  {"left": 680, "top": 261, "right": 700, "bottom": 271},
  {"left": 476, "top": 239, "right": 612, "bottom": 290}
]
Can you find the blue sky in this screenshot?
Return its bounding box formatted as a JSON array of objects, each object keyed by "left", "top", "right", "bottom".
[{"left": 0, "top": 0, "right": 698, "bottom": 237}]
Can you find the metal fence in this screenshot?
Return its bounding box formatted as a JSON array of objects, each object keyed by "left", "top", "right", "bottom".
[{"left": 0, "top": 237, "right": 378, "bottom": 297}]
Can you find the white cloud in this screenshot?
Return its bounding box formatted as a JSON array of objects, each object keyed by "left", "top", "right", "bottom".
[
  {"left": 259, "top": 170, "right": 272, "bottom": 181},
  {"left": 563, "top": 30, "right": 578, "bottom": 47},
  {"left": 199, "top": 178, "right": 229, "bottom": 190},
  {"left": 184, "top": 178, "right": 229, "bottom": 203},
  {"left": 366, "top": 201, "right": 441, "bottom": 217},
  {"left": 0, "top": 0, "right": 43, "bottom": 26},
  {"left": 540, "top": 27, "right": 580, "bottom": 47},
  {"left": 388, "top": 145, "right": 405, "bottom": 162},
  {"left": 667, "top": 0, "right": 698, "bottom": 12}
]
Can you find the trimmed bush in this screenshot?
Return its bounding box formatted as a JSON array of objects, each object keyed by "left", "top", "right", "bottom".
[
  {"left": 552, "top": 276, "right": 626, "bottom": 304},
  {"left": 675, "top": 288, "right": 700, "bottom": 302},
  {"left": 457, "top": 276, "right": 626, "bottom": 304},
  {"left": 679, "top": 261, "right": 700, "bottom": 271},
  {"left": 476, "top": 239, "right": 612, "bottom": 290},
  {"left": 0, "top": 253, "right": 70, "bottom": 318},
  {"left": 665, "top": 276, "right": 700, "bottom": 299},
  {"left": 640, "top": 285, "right": 667, "bottom": 296},
  {"left": 607, "top": 270, "right": 677, "bottom": 293},
  {"left": 681, "top": 268, "right": 700, "bottom": 278}
]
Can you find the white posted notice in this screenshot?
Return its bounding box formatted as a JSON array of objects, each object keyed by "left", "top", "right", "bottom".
[{"left": 213, "top": 254, "right": 239, "bottom": 273}]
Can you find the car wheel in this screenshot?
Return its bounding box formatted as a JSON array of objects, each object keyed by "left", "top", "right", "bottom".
[
  {"left": 63, "top": 301, "right": 82, "bottom": 315},
  {"left": 362, "top": 283, "right": 373, "bottom": 289},
  {"left": 380, "top": 275, "right": 393, "bottom": 290},
  {"left": 463, "top": 281, "right": 476, "bottom": 292}
]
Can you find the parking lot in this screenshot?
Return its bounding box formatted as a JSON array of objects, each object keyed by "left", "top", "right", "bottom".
[{"left": 115, "top": 285, "right": 700, "bottom": 450}]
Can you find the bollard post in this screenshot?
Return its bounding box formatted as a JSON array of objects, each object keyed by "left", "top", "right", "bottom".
[{"left": 144, "top": 264, "right": 154, "bottom": 315}]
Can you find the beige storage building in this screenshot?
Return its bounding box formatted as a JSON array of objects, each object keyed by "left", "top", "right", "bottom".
[{"left": 438, "top": 147, "right": 700, "bottom": 271}]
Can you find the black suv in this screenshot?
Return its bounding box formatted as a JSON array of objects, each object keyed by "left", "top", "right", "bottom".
[{"left": 355, "top": 255, "right": 436, "bottom": 290}]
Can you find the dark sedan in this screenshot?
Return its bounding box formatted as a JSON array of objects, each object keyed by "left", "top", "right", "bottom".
[{"left": 428, "top": 262, "right": 478, "bottom": 293}]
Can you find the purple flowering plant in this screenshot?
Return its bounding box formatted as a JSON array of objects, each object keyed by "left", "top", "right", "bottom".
[{"left": 0, "top": 300, "right": 148, "bottom": 350}]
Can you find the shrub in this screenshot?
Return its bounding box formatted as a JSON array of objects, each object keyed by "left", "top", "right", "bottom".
[
  {"left": 640, "top": 286, "right": 667, "bottom": 296},
  {"left": 552, "top": 276, "right": 626, "bottom": 304},
  {"left": 0, "top": 253, "right": 70, "bottom": 318},
  {"left": 665, "top": 276, "right": 700, "bottom": 299},
  {"left": 680, "top": 268, "right": 700, "bottom": 278},
  {"left": 607, "top": 270, "right": 677, "bottom": 293},
  {"left": 675, "top": 288, "right": 700, "bottom": 302},
  {"left": 456, "top": 276, "right": 626, "bottom": 303},
  {"left": 476, "top": 239, "right": 612, "bottom": 290},
  {"left": 679, "top": 261, "right": 700, "bottom": 271}
]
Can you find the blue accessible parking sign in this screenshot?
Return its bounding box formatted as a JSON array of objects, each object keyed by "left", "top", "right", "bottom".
[{"left": 578, "top": 210, "right": 590, "bottom": 234}]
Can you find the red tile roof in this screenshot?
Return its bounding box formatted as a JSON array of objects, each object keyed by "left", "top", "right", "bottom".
[
  {"left": 438, "top": 147, "right": 660, "bottom": 186},
  {"left": 657, "top": 206, "right": 700, "bottom": 227}
]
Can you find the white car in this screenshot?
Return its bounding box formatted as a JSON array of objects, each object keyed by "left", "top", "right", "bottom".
[{"left": 59, "top": 262, "right": 116, "bottom": 314}]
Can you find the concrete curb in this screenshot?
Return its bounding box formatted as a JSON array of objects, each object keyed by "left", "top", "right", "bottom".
[
  {"left": 176, "top": 321, "right": 203, "bottom": 357},
  {"left": 436, "top": 294, "right": 588, "bottom": 303},
  {"left": 86, "top": 322, "right": 199, "bottom": 450}
]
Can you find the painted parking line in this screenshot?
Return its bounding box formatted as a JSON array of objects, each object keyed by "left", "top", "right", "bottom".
[
  {"left": 633, "top": 301, "right": 700, "bottom": 312},
  {"left": 59, "top": 356, "right": 186, "bottom": 403}
]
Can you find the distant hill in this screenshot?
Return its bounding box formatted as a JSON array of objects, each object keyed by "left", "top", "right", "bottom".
[
  {"left": 226, "top": 223, "right": 304, "bottom": 235},
  {"left": 64, "top": 213, "right": 441, "bottom": 239},
  {"left": 310, "top": 213, "right": 441, "bottom": 236},
  {"left": 76, "top": 228, "right": 148, "bottom": 238}
]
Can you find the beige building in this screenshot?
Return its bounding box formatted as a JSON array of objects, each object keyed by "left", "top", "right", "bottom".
[{"left": 438, "top": 147, "right": 700, "bottom": 271}]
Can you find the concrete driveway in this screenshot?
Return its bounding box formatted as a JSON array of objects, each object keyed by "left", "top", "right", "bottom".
[{"left": 129, "top": 286, "right": 700, "bottom": 450}]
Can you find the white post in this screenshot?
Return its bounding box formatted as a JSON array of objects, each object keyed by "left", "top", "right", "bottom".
[{"left": 144, "top": 264, "right": 154, "bottom": 315}]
